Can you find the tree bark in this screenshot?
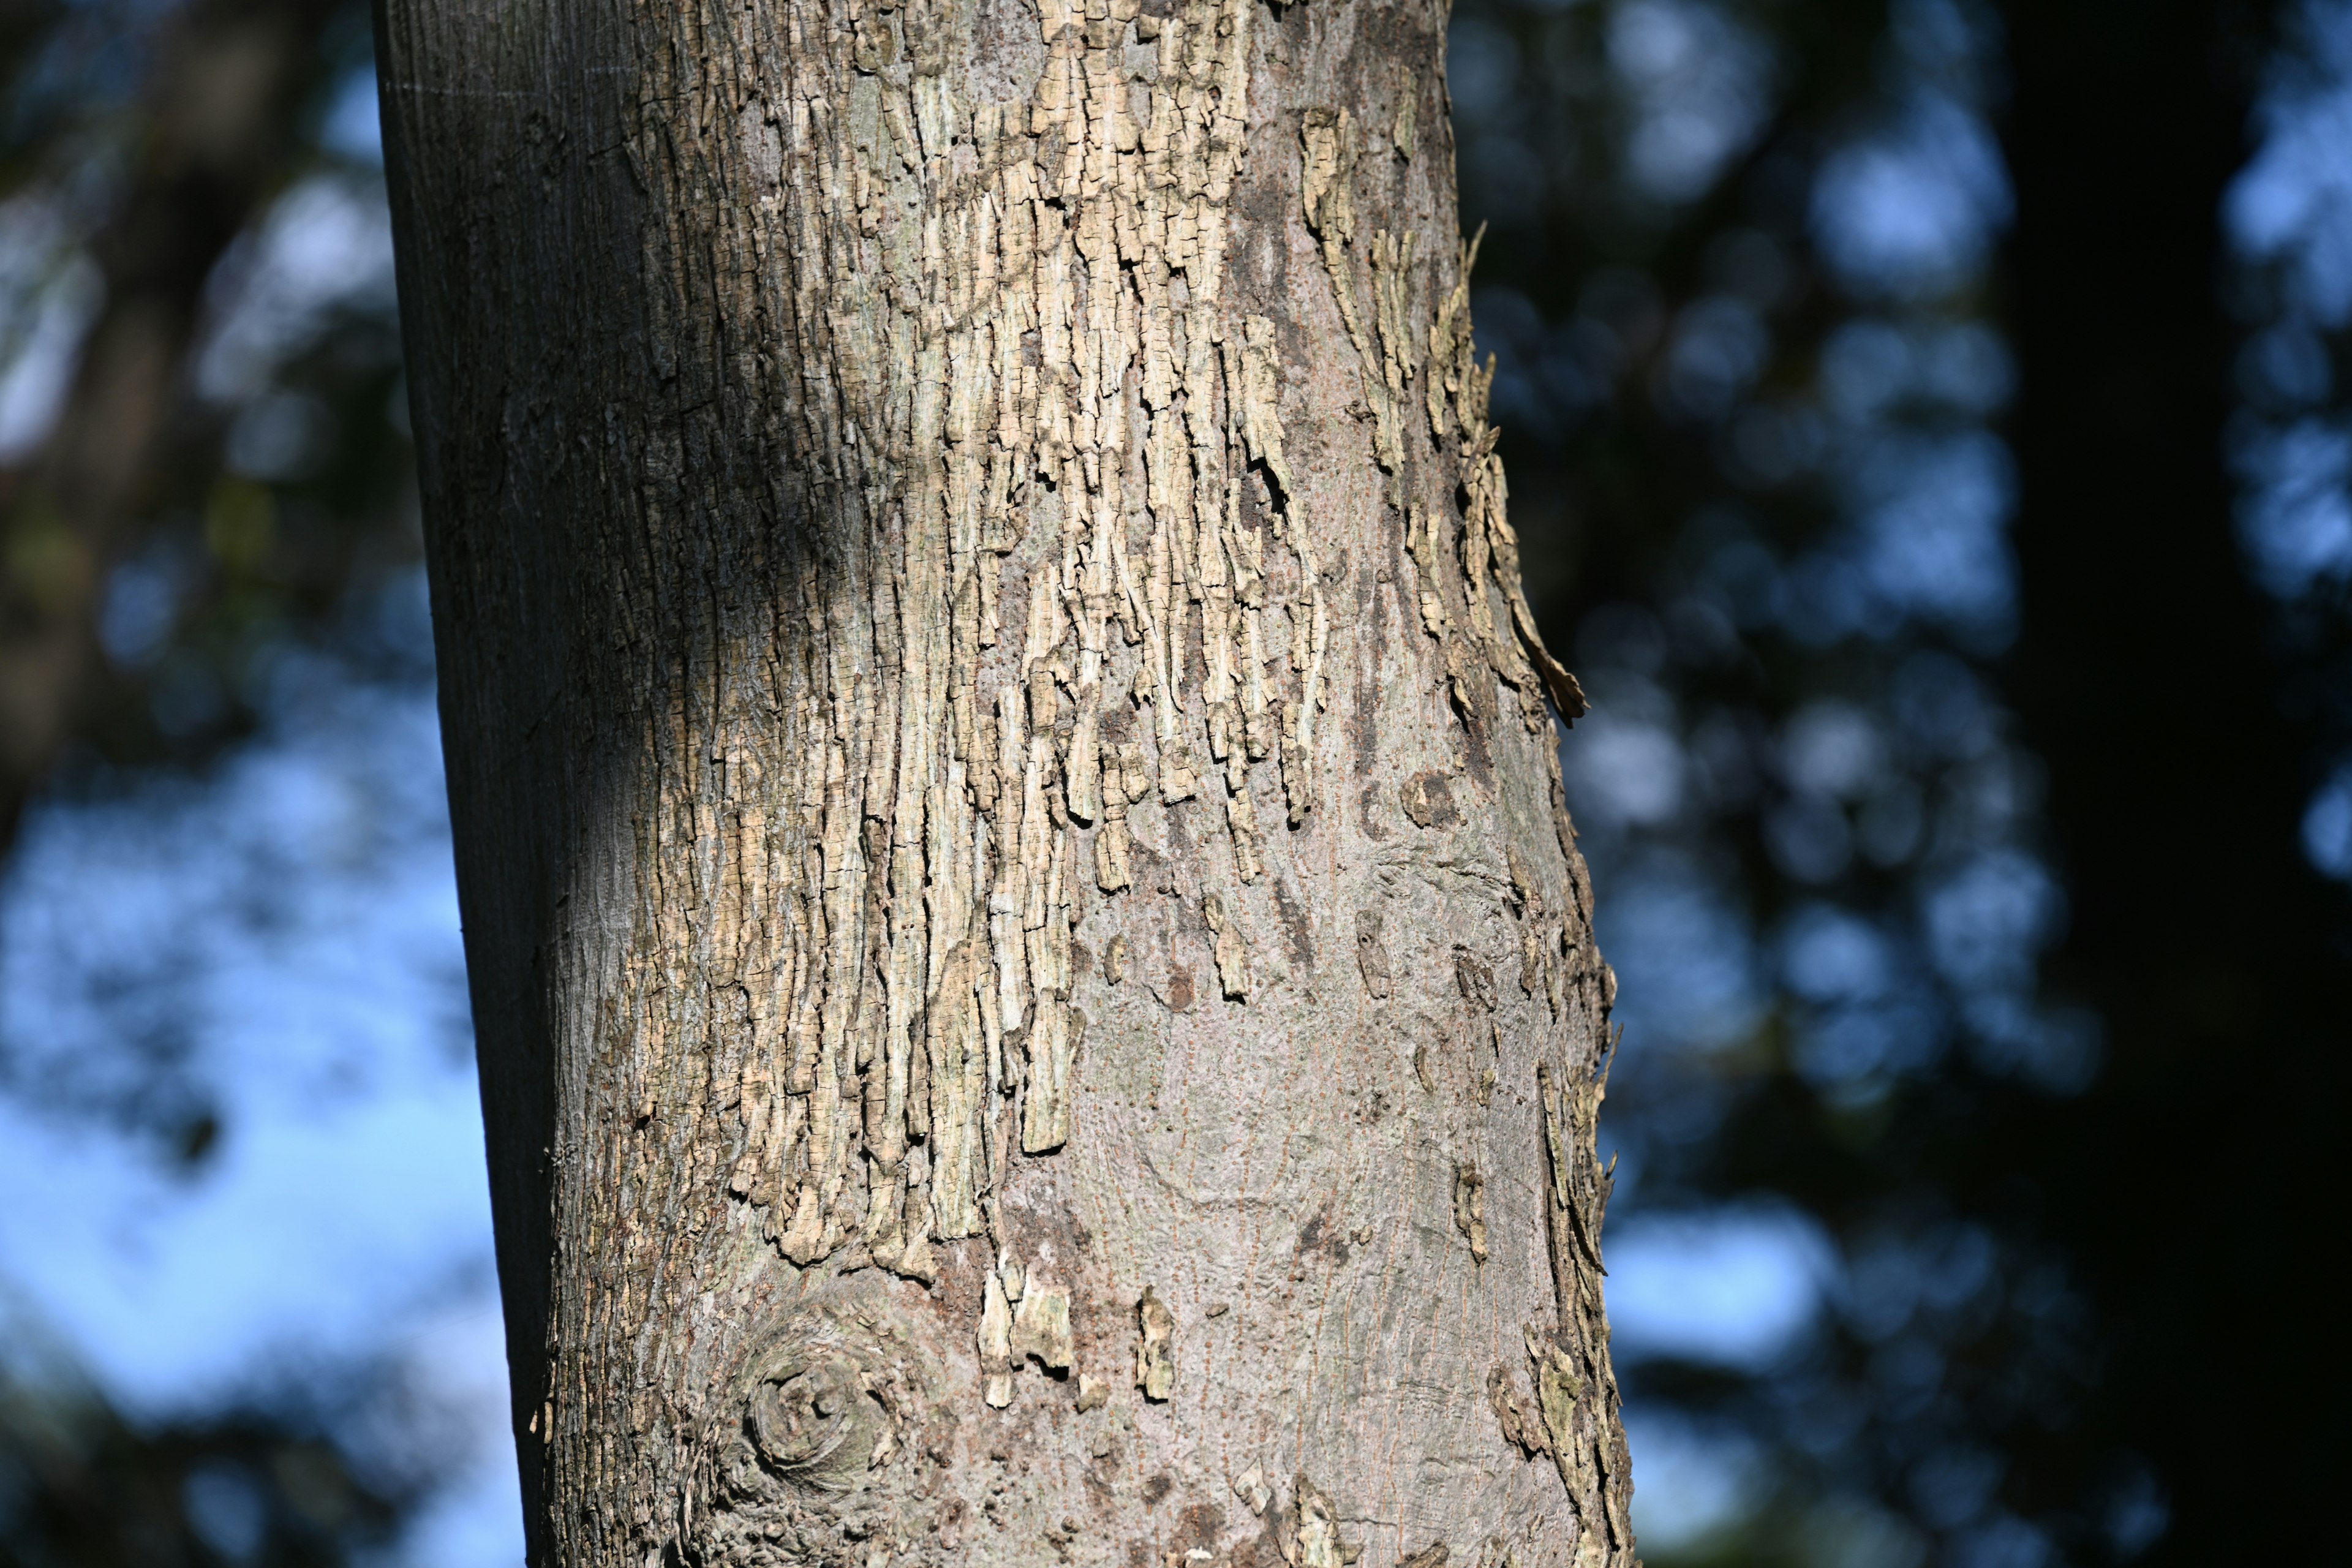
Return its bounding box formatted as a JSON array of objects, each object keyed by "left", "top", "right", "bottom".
[{"left": 376, "top": 0, "right": 1631, "bottom": 1561}]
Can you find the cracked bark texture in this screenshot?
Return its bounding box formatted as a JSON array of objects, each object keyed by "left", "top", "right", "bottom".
[{"left": 375, "top": 0, "right": 1634, "bottom": 1561}]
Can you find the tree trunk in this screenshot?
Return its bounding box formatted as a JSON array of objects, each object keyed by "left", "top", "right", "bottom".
[
  {"left": 2002, "top": 0, "right": 2351, "bottom": 1553},
  {"left": 376, "top": 0, "right": 1632, "bottom": 1561}
]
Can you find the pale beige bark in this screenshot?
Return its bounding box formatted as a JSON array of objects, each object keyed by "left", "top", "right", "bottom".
[{"left": 377, "top": 0, "right": 1631, "bottom": 1561}]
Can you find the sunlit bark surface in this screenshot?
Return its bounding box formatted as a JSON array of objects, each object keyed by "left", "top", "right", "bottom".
[{"left": 378, "top": 0, "right": 1632, "bottom": 1559}]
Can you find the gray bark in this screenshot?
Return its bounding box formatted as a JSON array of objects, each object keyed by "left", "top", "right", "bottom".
[{"left": 375, "top": 0, "right": 1634, "bottom": 1561}]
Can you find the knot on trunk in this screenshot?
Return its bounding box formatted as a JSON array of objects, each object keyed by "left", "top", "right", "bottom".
[
  {"left": 693, "top": 1278, "right": 945, "bottom": 1564},
  {"left": 745, "top": 1349, "right": 888, "bottom": 1492}
]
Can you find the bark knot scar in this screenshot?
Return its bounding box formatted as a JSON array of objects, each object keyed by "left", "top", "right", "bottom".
[
  {"left": 747, "top": 1351, "right": 884, "bottom": 1488},
  {"left": 692, "top": 1280, "right": 941, "bottom": 1564},
  {"left": 729, "top": 1294, "right": 921, "bottom": 1495}
]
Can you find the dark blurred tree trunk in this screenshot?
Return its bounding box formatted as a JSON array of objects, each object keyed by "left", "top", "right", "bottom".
[
  {"left": 377, "top": 1, "right": 1634, "bottom": 1564},
  {"left": 0, "top": 0, "right": 337, "bottom": 845},
  {"left": 2002, "top": 0, "right": 2350, "bottom": 1555}
]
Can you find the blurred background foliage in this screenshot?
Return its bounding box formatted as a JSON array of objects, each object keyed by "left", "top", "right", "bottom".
[
  {"left": 4, "top": 1311, "right": 434, "bottom": 1568},
  {"left": 2, "top": 0, "right": 2347, "bottom": 1564}
]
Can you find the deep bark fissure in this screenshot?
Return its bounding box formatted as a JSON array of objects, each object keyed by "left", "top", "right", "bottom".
[{"left": 379, "top": 0, "right": 1632, "bottom": 1561}]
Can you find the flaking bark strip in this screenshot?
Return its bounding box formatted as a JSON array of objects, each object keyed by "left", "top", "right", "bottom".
[
  {"left": 1391, "top": 91, "right": 1418, "bottom": 162},
  {"left": 979, "top": 1270, "right": 1016, "bottom": 1409},
  {"left": 1488, "top": 1363, "right": 1550, "bottom": 1458},
  {"left": 1539, "top": 1060, "right": 1608, "bottom": 1275},
  {"left": 1284, "top": 1473, "right": 1358, "bottom": 1568},
  {"left": 1205, "top": 892, "right": 1250, "bottom": 999},
  {"left": 1454, "top": 949, "right": 1498, "bottom": 1012},
  {"left": 1418, "top": 225, "right": 1588, "bottom": 735},
  {"left": 925, "top": 929, "right": 989, "bottom": 1238},
  {"left": 1526, "top": 1329, "right": 1585, "bottom": 1449},
  {"left": 1135, "top": 1284, "right": 1176, "bottom": 1400},
  {"left": 1401, "top": 770, "right": 1459, "bottom": 829},
  {"left": 1508, "top": 845, "right": 1564, "bottom": 1014},
  {"left": 1021, "top": 1000, "right": 1082, "bottom": 1153},
  {"left": 1452, "top": 1163, "right": 1488, "bottom": 1263},
  {"left": 1301, "top": 110, "right": 1401, "bottom": 473},
  {"left": 1009, "top": 1279, "right": 1074, "bottom": 1371}
]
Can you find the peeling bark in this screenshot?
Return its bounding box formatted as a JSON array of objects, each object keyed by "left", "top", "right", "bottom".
[{"left": 377, "top": 0, "right": 1631, "bottom": 1559}]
